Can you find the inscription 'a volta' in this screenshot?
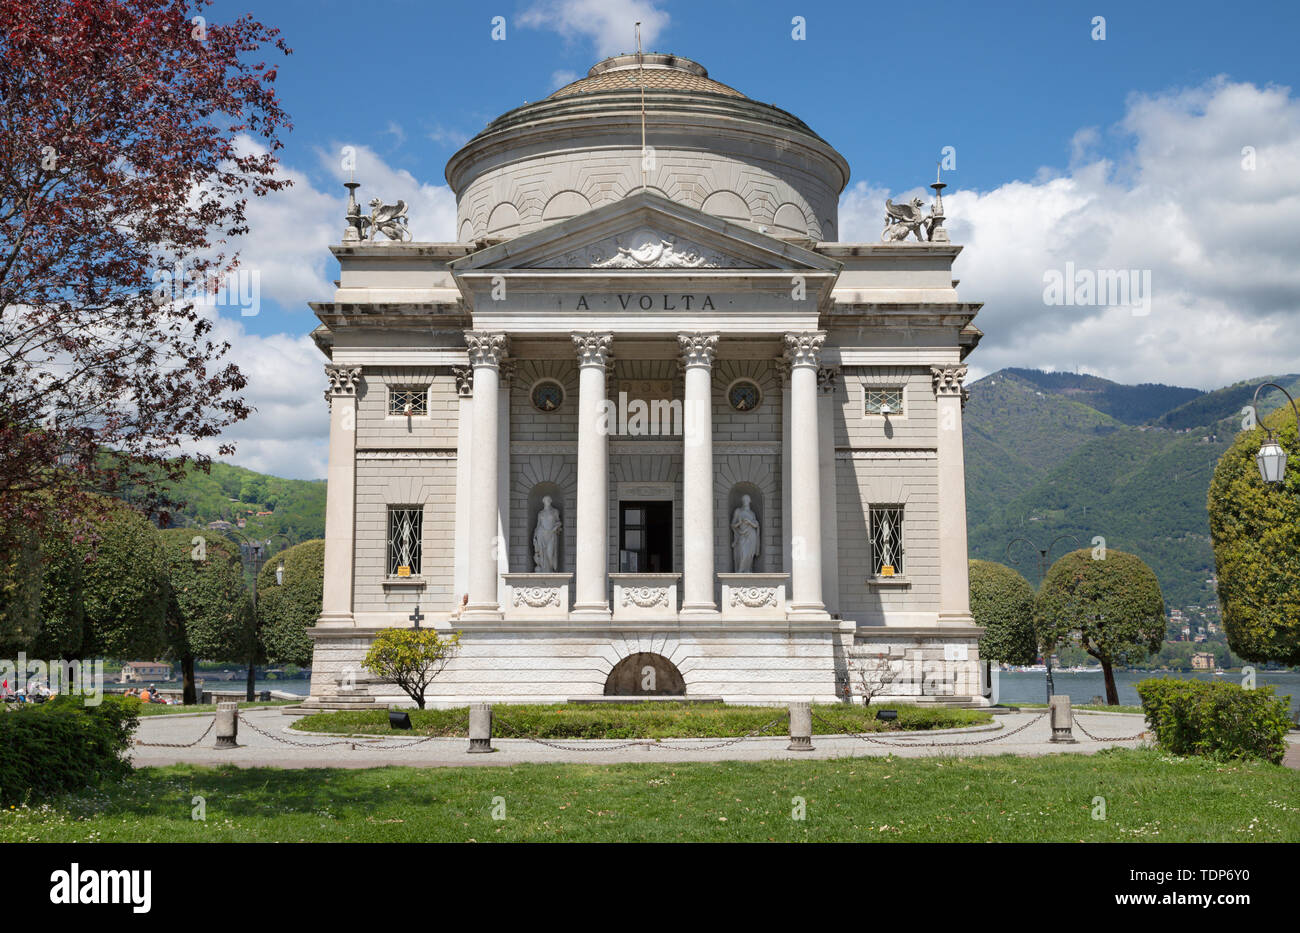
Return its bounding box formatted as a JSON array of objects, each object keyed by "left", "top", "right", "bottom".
[{"left": 575, "top": 294, "right": 716, "bottom": 311}]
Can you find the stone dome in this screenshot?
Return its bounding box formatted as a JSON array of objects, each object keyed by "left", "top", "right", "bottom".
[{"left": 445, "top": 53, "right": 850, "bottom": 244}]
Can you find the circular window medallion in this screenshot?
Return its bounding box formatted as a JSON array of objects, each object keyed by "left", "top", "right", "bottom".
[
  {"left": 727, "top": 379, "right": 762, "bottom": 412},
  {"left": 531, "top": 380, "right": 565, "bottom": 412}
]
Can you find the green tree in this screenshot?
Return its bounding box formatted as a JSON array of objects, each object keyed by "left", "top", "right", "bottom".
[
  {"left": 1035, "top": 549, "right": 1166, "bottom": 705},
  {"left": 159, "top": 529, "right": 253, "bottom": 703},
  {"left": 363, "top": 628, "right": 462, "bottom": 709},
  {"left": 1207, "top": 405, "right": 1300, "bottom": 665},
  {"left": 256, "top": 538, "right": 323, "bottom": 667},
  {"left": 970, "top": 559, "right": 1038, "bottom": 665},
  {"left": 31, "top": 496, "right": 166, "bottom": 661}
]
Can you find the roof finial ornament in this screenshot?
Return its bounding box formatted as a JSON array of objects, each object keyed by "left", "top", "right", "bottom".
[
  {"left": 880, "top": 164, "right": 950, "bottom": 243},
  {"left": 342, "top": 180, "right": 412, "bottom": 244},
  {"left": 636, "top": 21, "right": 647, "bottom": 193}
]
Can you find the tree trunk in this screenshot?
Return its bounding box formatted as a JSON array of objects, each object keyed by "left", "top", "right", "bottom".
[
  {"left": 1101, "top": 658, "right": 1119, "bottom": 706},
  {"left": 182, "top": 655, "right": 197, "bottom": 705},
  {"left": 246, "top": 654, "right": 255, "bottom": 702}
]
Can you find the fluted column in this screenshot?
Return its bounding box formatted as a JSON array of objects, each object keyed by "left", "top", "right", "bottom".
[
  {"left": 320, "top": 366, "right": 361, "bottom": 626},
  {"left": 464, "top": 332, "right": 508, "bottom": 618},
  {"left": 679, "top": 333, "right": 719, "bottom": 615},
  {"left": 933, "top": 365, "right": 974, "bottom": 625},
  {"left": 572, "top": 332, "right": 614, "bottom": 618},
  {"left": 452, "top": 366, "right": 473, "bottom": 602},
  {"left": 817, "top": 366, "right": 840, "bottom": 616},
  {"left": 784, "top": 333, "right": 827, "bottom": 617}
]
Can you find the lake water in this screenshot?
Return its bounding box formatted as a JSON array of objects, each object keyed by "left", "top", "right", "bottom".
[{"left": 996, "top": 669, "right": 1300, "bottom": 716}]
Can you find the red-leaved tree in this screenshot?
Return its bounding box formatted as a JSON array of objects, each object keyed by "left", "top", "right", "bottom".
[{"left": 0, "top": 0, "right": 291, "bottom": 622}]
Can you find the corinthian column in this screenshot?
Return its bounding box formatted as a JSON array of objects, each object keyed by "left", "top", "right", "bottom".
[
  {"left": 932, "top": 365, "right": 973, "bottom": 625},
  {"left": 320, "top": 365, "right": 361, "bottom": 626},
  {"left": 572, "top": 332, "right": 613, "bottom": 618},
  {"left": 464, "top": 332, "right": 508, "bottom": 619},
  {"left": 817, "top": 366, "right": 840, "bottom": 616},
  {"left": 678, "top": 333, "right": 719, "bottom": 615},
  {"left": 784, "top": 333, "right": 827, "bottom": 618}
]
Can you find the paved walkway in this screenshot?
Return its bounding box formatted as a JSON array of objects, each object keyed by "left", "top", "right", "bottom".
[{"left": 126, "top": 707, "right": 1226, "bottom": 770}]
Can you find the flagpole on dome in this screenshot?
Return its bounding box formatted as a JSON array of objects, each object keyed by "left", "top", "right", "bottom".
[{"left": 637, "top": 21, "right": 647, "bottom": 193}]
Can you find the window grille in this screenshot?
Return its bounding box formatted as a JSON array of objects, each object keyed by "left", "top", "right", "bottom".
[
  {"left": 864, "top": 387, "right": 904, "bottom": 416},
  {"left": 389, "top": 386, "right": 429, "bottom": 416},
  {"left": 870, "top": 505, "right": 904, "bottom": 576},
  {"left": 387, "top": 507, "right": 423, "bottom": 576}
]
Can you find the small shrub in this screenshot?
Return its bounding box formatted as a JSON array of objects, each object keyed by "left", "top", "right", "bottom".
[
  {"left": 1136, "top": 678, "right": 1290, "bottom": 764},
  {"left": 0, "top": 695, "right": 141, "bottom": 804}
]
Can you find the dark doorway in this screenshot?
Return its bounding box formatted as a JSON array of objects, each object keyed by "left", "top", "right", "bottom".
[
  {"left": 604, "top": 652, "right": 687, "bottom": 696},
  {"left": 618, "top": 500, "right": 673, "bottom": 572}
]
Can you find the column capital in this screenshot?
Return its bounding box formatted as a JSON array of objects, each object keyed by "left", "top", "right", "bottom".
[
  {"left": 817, "top": 366, "right": 840, "bottom": 395},
  {"left": 930, "top": 364, "right": 969, "bottom": 396},
  {"left": 324, "top": 365, "right": 362, "bottom": 399},
  {"left": 453, "top": 366, "right": 473, "bottom": 398},
  {"left": 571, "top": 331, "right": 614, "bottom": 368},
  {"left": 677, "top": 332, "right": 719, "bottom": 369},
  {"left": 783, "top": 332, "right": 826, "bottom": 369},
  {"left": 465, "top": 331, "right": 509, "bottom": 369}
]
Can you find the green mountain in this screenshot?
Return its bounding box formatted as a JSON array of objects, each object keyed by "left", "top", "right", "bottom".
[
  {"left": 964, "top": 369, "right": 1300, "bottom": 614},
  {"left": 154, "top": 461, "right": 326, "bottom": 544}
]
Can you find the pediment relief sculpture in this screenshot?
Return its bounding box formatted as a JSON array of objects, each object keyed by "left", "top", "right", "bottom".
[{"left": 534, "top": 227, "right": 757, "bottom": 269}]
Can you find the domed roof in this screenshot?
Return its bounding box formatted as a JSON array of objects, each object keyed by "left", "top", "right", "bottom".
[{"left": 549, "top": 53, "right": 745, "bottom": 99}]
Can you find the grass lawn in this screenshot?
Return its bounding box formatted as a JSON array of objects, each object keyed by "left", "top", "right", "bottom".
[
  {"left": 134, "top": 699, "right": 300, "bottom": 717},
  {"left": 290, "top": 702, "right": 991, "bottom": 739},
  {"left": 2, "top": 749, "right": 1297, "bottom": 842}
]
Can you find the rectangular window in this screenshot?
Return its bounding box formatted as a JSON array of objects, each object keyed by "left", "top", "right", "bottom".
[
  {"left": 387, "top": 506, "right": 423, "bottom": 576},
  {"left": 869, "top": 505, "right": 904, "bottom": 576},
  {"left": 389, "top": 385, "right": 429, "bottom": 416},
  {"left": 864, "top": 387, "right": 904, "bottom": 416}
]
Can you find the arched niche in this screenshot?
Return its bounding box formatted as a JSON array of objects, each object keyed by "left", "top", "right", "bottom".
[
  {"left": 727, "top": 482, "right": 764, "bottom": 572},
  {"left": 603, "top": 652, "right": 686, "bottom": 696},
  {"left": 541, "top": 190, "right": 591, "bottom": 222},
  {"left": 773, "top": 202, "right": 811, "bottom": 237},
  {"left": 527, "top": 482, "right": 565, "bottom": 572},
  {"left": 701, "top": 189, "right": 750, "bottom": 223},
  {"left": 486, "top": 202, "right": 520, "bottom": 237}
]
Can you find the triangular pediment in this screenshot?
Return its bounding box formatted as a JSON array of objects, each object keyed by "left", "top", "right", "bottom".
[{"left": 449, "top": 191, "right": 840, "bottom": 274}]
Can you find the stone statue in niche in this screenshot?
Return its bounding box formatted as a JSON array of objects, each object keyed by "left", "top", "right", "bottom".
[
  {"left": 532, "top": 496, "right": 562, "bottom": 572},
  {"left": 730, "top": 494, "right": 760, "bottom": 573}
]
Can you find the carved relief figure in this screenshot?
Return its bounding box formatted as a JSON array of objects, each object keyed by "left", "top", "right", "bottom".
[
  {"left": 366, "top": 198, "right": 411, "bottom": 242},
  {"left": 532, "top": 496, "right": 562, "bottom": 572},
  {"left": 730, "top": 494, "right": 760, "bottom": 573}
]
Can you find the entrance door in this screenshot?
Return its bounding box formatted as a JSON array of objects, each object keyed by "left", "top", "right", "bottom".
[{"left": 618, "top": 500, "right": 673, "bottom": 572}]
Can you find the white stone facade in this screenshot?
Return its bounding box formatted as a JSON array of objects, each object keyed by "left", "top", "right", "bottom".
[{"left": 306, "top": 54, "right": 987, "bottom": 708}]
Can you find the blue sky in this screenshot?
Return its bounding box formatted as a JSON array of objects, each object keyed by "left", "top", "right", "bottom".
[{"left": 197, "top": 0, "right": 1300, "bottom": 477}]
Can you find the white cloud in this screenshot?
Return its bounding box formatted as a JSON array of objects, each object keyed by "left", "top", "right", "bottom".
[
  {"left": 198, "top": 145, "right": 458, "bottom": 478},
  {"left": 519, "top": 0, "right": 670, "bottom": 57},
  {"left": 841, "top": 78, "right": 1300, "bottom": 390}
]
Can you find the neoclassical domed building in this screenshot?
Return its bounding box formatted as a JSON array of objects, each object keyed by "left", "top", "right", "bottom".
[{"left": 305, "top": 53, "right": 987, "bottom": 708}]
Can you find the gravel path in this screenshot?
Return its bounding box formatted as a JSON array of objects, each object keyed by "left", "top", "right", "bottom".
[{"left": 128, "top": 707, "right": 1196, "bottom": 770}]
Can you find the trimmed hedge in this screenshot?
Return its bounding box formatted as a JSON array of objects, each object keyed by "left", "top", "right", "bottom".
[
  {"left": 1136, "top": 678, "right": 1291, "bottom": 764},
  {"left": 0, "top": 695, "right": 140, "bottom": 805}
]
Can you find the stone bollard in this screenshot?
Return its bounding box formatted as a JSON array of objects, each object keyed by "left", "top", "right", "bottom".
[
  {"left": 214, "top": 701, "right": 239, "bottom": 749},
  {"left": 1049, "top": 694, "right": 1077, "bottom": 744},
  {"left": 468, "top": 702, "right": 495, "bottom": 753},
  {"left": 787, "top": 701, "right": 814, "bottom": 752}
]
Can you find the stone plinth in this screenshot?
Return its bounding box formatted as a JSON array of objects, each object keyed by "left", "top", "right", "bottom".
[
  {"left": 718, "top": 573, "right": 789, "bottom": 619},
  {"left": 502, "top": 573, "right": 573, "bottom": 619},
  {"left": 610, "top": 573, "right": 681, "bottom": 620}
]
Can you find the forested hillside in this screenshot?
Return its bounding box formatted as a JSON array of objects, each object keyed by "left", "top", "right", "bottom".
[{"left": 964, "top": 369, "right": 1300, "bottom": 613}]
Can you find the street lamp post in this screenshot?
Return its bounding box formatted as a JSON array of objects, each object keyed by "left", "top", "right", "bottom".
[
  {"left": 1247, "top": 383, "right": 1299, "bottom": 485},
  {"left": 223, "top": 531, "right": 291, "bottom": 701},
  {"left": 1006, "top": 533, "right": 1080, "bottom": 704}
]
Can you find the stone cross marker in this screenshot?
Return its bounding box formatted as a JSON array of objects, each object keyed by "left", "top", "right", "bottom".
[{"left": 409, "top": 604, "right": 424, "bottom": 630}]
